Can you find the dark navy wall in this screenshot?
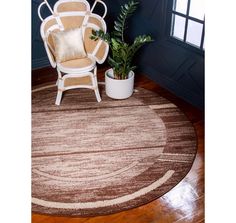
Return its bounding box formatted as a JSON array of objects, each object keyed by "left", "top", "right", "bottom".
[
  {"left": 32, "top": 0, "right": 204, "bottom": 109},
  {"left": 32, "top": 0, "right": 57, "bottom": 68}
]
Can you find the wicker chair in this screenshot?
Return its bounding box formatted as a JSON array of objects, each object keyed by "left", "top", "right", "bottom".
[{"left": 38, "top": 0, "right": 109, "bottom": 105}]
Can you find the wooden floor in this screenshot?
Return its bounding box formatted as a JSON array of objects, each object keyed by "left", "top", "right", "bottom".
[{"left": 32, "top": 66, "right": 204, "bottom": 223}]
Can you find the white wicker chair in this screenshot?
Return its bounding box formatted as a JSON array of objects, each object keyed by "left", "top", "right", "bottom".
[{"left": 38, "top": 0, "right": 109, "bottom": 105}]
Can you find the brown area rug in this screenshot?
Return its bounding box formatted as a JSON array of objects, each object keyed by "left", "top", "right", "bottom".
[{"left": 32, "top": 85, "right": 197, "bottom": 216}]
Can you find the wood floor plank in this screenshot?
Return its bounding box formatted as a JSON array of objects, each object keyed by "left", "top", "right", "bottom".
[{"left": 32, "top": 67, "right": 204, "bottom": 223}]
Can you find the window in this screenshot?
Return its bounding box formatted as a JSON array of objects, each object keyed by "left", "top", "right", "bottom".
[{"left": 170, "top": 0, "right": 205, "bottom": 50}]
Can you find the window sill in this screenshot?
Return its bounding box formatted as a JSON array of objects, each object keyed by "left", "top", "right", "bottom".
[{"left": 167, "top": 37, "right": 205, "bottom": 56}]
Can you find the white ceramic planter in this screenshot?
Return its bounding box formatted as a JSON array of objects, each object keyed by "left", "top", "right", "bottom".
[{"left": 105, "top": 68, "right": 135, "bottom": 99}]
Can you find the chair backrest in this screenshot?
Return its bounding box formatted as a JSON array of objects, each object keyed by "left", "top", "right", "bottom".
[
  {"left": 54, "top": 0, "right": 90, "bottom": 13},
  {"left": 39, "top": 0, "right": 109, "bottom": 67}
]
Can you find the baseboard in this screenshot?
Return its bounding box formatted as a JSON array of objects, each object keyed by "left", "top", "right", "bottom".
[{"left": 32, "top": 57, "right": 50, "bottom": 70}]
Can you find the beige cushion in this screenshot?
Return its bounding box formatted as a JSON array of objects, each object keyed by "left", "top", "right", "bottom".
[
  {"left": 60, "top": 57, "right": 95, "bottom": 68},
  {"left": 51, "top": 28, "right": 86, "bottom": 63},
  {"left": 57, "top": 57, "right": 96, "bottom": 73}
]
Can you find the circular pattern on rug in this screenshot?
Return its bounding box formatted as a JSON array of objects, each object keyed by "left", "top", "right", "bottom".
[{"left": 32, "top": 85, "right": 197, "bottom": 216}]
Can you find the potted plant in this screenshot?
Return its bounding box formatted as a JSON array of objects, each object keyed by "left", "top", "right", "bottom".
[{"left": 91, "top": 0, "right": 153, "bottom": 99}]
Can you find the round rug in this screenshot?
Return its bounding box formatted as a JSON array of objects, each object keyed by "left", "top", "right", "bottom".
[{"left": 32, "top": 85, "right": 197, "bottom": 216}]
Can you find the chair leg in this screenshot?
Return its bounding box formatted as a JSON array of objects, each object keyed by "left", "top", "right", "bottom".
[
  {"left": 55, "top": 90, "right": 62, "bottom": 105},
  {"left": 55, "top": 68, "right": 64, "bottom": 105},
  {"left": 94, "top": 86, "right": 101, "bottom": 102},
  {"left": 92, "top": 67, "right": 101, "bottom": 102}
]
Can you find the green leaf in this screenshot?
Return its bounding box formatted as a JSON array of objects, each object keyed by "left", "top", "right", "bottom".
[
  {"left": 114, "top": 21, "right": 122, "bottom": 28},
  {"left": 112, "top": 31, "right": 122, "bottom": 37},
  {"left": 114, "top": 26, "right": 122, "bottom": 32},
  {"left": 113, "top": 0, "right": 139, "bottom": 41},
  {"left": 111, "top": 38, "right": 120, "bottom": 50}
]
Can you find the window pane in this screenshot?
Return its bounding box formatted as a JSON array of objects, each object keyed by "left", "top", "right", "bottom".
[
  {"left": 171, "top": 14, "right": 186, "bottom": 40},
  {"left": 186, "top": 20, "right": 203, "bottom": 47},
  {"left": 173, "top": 0, "right": 188, "bottom": 14},
  {"left": 189, "top": 0, "right": 204, "bottom": 20}
]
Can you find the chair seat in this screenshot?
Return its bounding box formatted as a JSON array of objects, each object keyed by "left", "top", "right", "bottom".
[{"left": 57, "top": 56, "right": 96, "bottom": 74}]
